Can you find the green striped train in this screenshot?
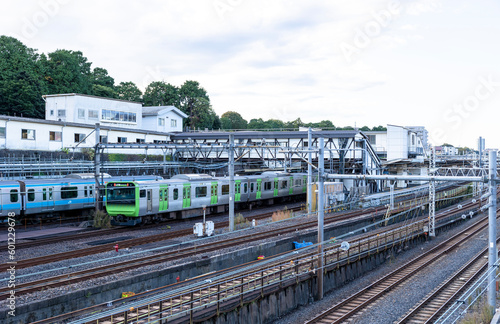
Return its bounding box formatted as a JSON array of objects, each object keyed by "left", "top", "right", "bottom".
[{"left": 105, "top": 171, "right": 308, "bottom": 226}]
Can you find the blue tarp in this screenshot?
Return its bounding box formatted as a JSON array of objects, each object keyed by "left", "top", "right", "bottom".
[{"left": 293, "top": 241, "right": 313, "bottom": 249}]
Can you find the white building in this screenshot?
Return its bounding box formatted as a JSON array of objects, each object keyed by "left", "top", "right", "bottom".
[
  {"left": 44, "top": 93, "right": 143, "bottom": 130},
  {"left": 142, "top": 106, "right": 187, "bottom": 133},
  {"left": 0, "top": 93, "right": 190, "bottom": 153},
  {"left": 386, "top": 125, "right": 426, "bottom": 161}
]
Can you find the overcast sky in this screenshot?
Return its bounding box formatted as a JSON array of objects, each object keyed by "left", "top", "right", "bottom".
[{"left": 2, "top": 0, "right": 500, "bottom": 149}]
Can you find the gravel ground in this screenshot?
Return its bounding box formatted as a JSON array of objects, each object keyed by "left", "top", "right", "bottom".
[
  {"left": 0, "top": 202, "right": 308, "bottom": 309},
  {"left": 273, "top": 214, "right": 495, "bottom": 324},
  {"left": 1, "top": 202, "right": 490, "bottom": 323}
]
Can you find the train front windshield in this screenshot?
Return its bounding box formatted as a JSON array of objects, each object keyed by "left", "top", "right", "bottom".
[{"left": 107, "top": 183, "right": 136, "bottom": 205}]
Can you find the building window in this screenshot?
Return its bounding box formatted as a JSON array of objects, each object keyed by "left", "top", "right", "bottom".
[
  {"left": 117, "top": 137, "right": 127, "bottom": 143},
  {"left": 49, "top": 131, "right": 62, "bottom": 141},
  {"left": 158, "top": 118, "right": 165, "bottom": 126},
  {"left": 136, "top": 138, "right": 145, "bottom": 143},
  {"left": 74, "top": 133, "right": 86, "bottom": 143},
  {"left": 101, "top": 109, "right": 136, "bottom": 123},
  {"left": 153, "top": 140, "right": 166, "bottom": 144},
  {"left": 367, "top": 135, "right": 376, "bottom": 144},
  {"left": 22, "top": 129, "right": 35, "bottom": 140},
  {"left": 171, "top": 119, "right": 177, "bottom": 127},
  {"left": 0, "top": 127, "right": 5, "bottom": 138},
  {"left": 100, "top": 135, "right": 108, "bottom": 144},
  {"left": 78, "top": 108, "right": 85, "bottom": 119},
  {"left": 50, "top": 110, "right": 54, "bottom": 116},
  {"left": 89, "top": 110, "right": 98, "bottom": 119},
  {"left": 57, "top": 110, "right": 66, "bottom": 117}
]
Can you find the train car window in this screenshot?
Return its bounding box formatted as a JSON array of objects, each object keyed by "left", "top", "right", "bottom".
[
  {"left": 264, "top": 182, "right": 272, "bottom": 191},
  {"left": 159, "top": 189, "right": 163, "bottom": 201},
  {"left": 61, "top": 187, "right": 78, "bottom": 199},
  {"left": 295, "top": 179, "right": 301, "bottom": 186},
  {"left": 28, "top": 189, "right": 35, "bottom": 201},
  {"left": 84, "top": 186, "right": 88, "bottom": 197},
  {"left": 43, "top": 188, "right": 47, "bottom": 201},
  {"left": 10, "top": 189, "right": 18, "bottom": 202},
  {"left": 89, "top": 186, "right": 93, "bottom": 197},
  {"left": 49, "top": 188, "right": 53, "bottom": 200},
  {"left": 173, "top": 188, "right": 179, "bottom": 200},
  {"left": 281, "top": 181, "right": 288, "bottom": 189},
  {"left": 140, "top": 190, "right": 146, "bottom": 198},
  {"left": 244, "top": 183, "right": 248, "bottom": 193},
  {"left": 250, "top": 183, "right": 254, "bottom": 192},
  {"left": 196, "top": 187, "right": 207, "bottom": 198},
  {"left": 222, "top": 185, "right": 229, "bottom": 195}
]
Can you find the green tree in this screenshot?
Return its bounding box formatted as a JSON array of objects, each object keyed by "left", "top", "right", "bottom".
[
  {"left": 143, "top": 81, "right": 179, "bottom": 107},
  {"left": 248, "top": 118, "right": 266, "bottom": 129},
  {"left": 92, "top": 67, "right": 114, "bottom": 88},
  {"left": 92, "top": 84, "right": 116, "bottom": 98},
  {"left": 188, "top": 97, "right": 219, "bottom": 130},
  {"left": 372, "top": 125, "right": 387, "bottom": 131},
  {"left": 220, "top": 111, "right": 248, "bottom": 130},
  {"left": 40, "top": 49, "right": 93, "bottom": 95},
  {"left": 179, "top": 80, "right": 209, "bottom": 115},
  {"left": 0, "top": 36, "right": 47, "bottom": 118},
  {"left": 285, "top": 118, "right": 304, "bottom": 129},
  {"left": 360, "top": 126, "right": 370, "bottom": 131},
  {"left": 115, "top": 81, "right": 142, "bottom": 102}
]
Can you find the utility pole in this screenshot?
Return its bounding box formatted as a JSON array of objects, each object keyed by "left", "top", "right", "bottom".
[
  {"left": 317, "top": 137, "right": 324, "bottom": 300},
  {"left": 488, "top": 150, "right": 497, "bottom": 307},
  {"left": 429, "top": 146, "right": 436, "bottom": 237},
  {"left": 229, "top": 134, "right": 235, "bottom": 232},
  {"left": 308, "top": 128, "right": 313, "bottom": 214},
  {"left": 94, "top": 123, "right": 100, "bottom": 213}
]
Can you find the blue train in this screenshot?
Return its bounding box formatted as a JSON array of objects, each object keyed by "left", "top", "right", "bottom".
[{"left": 0, "top": 174, "right": 162, "bottom": 223}]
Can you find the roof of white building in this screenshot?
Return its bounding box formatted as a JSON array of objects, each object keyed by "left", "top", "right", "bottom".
[
  {"left": 0, "top": 115, "right": 173, "bottom": 136},
  {"left": 142, "top": 106, "right": 188, "bottom": 118},
  {"left": 42, "top": 93, "right": 142, "bottom": 104}
]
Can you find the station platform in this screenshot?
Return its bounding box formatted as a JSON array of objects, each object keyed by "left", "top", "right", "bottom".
[{"left": 0, "top": 226, "right": 85, "bottom": 242}]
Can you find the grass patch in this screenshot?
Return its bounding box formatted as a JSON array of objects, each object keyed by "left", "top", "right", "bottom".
[
  {"left": 272, "top": 207, "right": 293, "bottom": 222},
  {"left": 235, "top": 213, "right": 251, "bottom": 229},
  {"left": 93, "top": 210, "right": 111, "bottom": 228}
]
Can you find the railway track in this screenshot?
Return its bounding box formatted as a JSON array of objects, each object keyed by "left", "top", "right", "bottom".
[
  {"left": 0, "top": 206, "right": 375, "bottom": 299},
  {"left": 51, "top": 201, "right": 483, "bottom": 324},
  {"left": 303, "top": 210, "right": 495, "bottom": 324},
  {"left": 0, "top": 203, "right": 304, "bottom": 251},
  {"left": 396, "top": 245, "right": 491, "bottom": 323},
  {"left": 18, "top": 199, "right": 477, "bottom": 324}
]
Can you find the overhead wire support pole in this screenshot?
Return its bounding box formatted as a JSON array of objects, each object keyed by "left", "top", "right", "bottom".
[
  {"left": 94, "top": 123, "right": 100, "bottom": 213},
  {"left": 308, "top": 128, "right": 313, "bottom": 215},
  {"left": 487, "top": 150, "right": 497, "bottom": 308},
  {"left": 429, "top": 146, "right": 436, "bottom": 237},
  {"left": 317, "top": 137, "right": 324, "bottom": 300},
  {"left": 229, "top": 134, "right": 235, "bottom": 232}
]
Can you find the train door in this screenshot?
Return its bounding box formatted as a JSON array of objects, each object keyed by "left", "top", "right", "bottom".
[
  {"left": 160, "top": 185, "right": 168, "bottom": 211},
  {"left": 274, "top": 178, "right": 279, "bottom": 197},
  {"left": 182, "top": 184, "right": 191, "bottom": 208},
  {"left": 147, "top": 189, "right": 153, "bottom": 212},
  {"left": 289, "top": 176, "right": 294, "bottom": 195},
  {"left": 210, "top": 182, "right": 218, "bottom": 205},
  {"left": 303, "top": 176, "right": 307, "bottom": 192},
  {"left": 235, "top": 180, "right": 241, "bottom": 202},
  {"left": 41, "top": 187, "right": 55, "bottom": 211},
  {"left": 256, "top": 179, "right": 262, "bottom": 199}
]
